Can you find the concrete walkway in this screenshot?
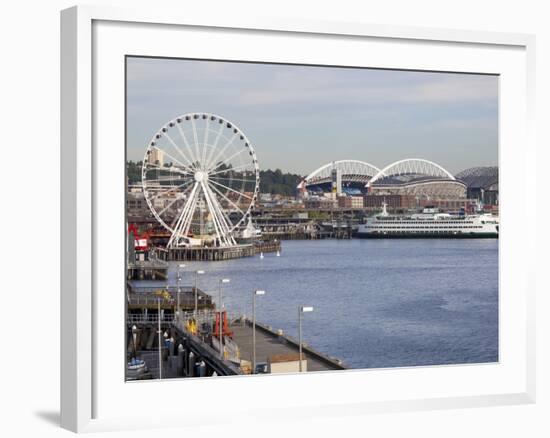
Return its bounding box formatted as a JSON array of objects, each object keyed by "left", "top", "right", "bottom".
[{"left": 230, "top": 321, "right": 344, "bottom": 372}]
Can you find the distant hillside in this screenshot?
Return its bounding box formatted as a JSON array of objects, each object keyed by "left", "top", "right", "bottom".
[{"left": 259, "top": 169, "right": 302, "bottom": 196}]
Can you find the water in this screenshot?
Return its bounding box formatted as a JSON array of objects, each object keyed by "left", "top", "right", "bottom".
[{"left": 148, "top": 239, "right": 499, "bottom": 369}]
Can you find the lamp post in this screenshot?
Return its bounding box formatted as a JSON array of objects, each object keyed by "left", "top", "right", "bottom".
[
  {"left": 157, "top": 298, "right": 162, "bottom": 379},
  {"left": 176, "top": 264, "right": 185, "bottom": 321},
  {"left": 194, "top": 270, "right": 205, "bottom": 316},
  {"left": 131, "top": 324, "right": 138, "bottom": 359},
  {"left": 218, "top": 278, "right": 230, "bottom": 359},
  {"left": 252, "top": 290, "right": 266, "bottom": 374},
  {"left": 298, "top": 305, "right": 314, "bottom": 372}
]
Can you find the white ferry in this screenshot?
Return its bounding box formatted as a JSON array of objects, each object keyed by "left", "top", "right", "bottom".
[{"left": 356, "top": 203, "right": 499, "bottom": 238}]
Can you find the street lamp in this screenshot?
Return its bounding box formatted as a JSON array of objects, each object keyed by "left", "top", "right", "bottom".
[
  {"left": 176, "top": 264, "right": 186, "bottom": 320},
  {"left": 218, "top": 278, "right": 230, "bottom": 359},
  {"left": 131, "top": 324, "right": 138, "bottom": 359},
  {"left": 298, "top": 305, "right": 314, "bottom": 372},
  {"left": 252, "top": 290, "right": 266, "bottom": 374},
  {"left": 194, "top": 270, "right": 205, "bottom": 316},
  {"left": 157, "top": 298, "right": 162, "bottom": 379}
]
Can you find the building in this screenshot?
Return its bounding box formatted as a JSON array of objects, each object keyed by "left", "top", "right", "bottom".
[
  {"left": 337, "top": 195, "right": 364, "bottom": 208},
  {"left": 363, "top": 194, "right": 417, "bottom": 209},
  {"left": 455, "top": 166, "right": 499, "bottom": 206},
  {"left": 304, "top": 196, "right": 337, "bottom": 209},
  {"left": 149, "top": 149, "right": 164, "bottom": 166}
]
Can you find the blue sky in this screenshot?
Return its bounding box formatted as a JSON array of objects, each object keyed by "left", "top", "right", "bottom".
[{"left": 126, "top": 57, "right": 498, "bottom": 176}]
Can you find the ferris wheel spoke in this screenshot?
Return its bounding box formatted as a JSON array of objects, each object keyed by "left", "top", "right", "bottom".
[
  {"left": 207, "top": 180, "right": 246, "bottom": 216},
  {"left": 202, "top": 118, "right": 210, "bottom": 167},
  {"left": 204, "top": 123, "right": 225, "bottom": 169},
  {"left": 205, "top": 133, "right": 238, "bottom": 171},
  {"left": 208, "top": 163, "right": 252, "bottom": 178},
  {"left": 144, "top": 163, "right": 191, "bottom": 176},
  {"left": 175, "top": 122, "right": 199, "bottom": 167},
  {"left": 163, "top": 132, "right": 196, "bottom": 171},
  {"left": 146, "top": 180, "right": 193, "bottom": 201},
  {"left": 190, "top": 117, "right": 201, "bottom": 167},
  {"left": 156, "top": 195, "right": 181, "bottom": 217},
  {"left": 156, "top": 182, "right": 194, "bottom": 217},
  {"left": 208, "top": 148, "right": 248, "bottom": 173},
  {"left": 210, "top": 175, "right": 256, "bottom": 184},
  {"left": 208, "top": 178, "right": 254, "bottom": 201},
  {"left": 143, "top": 175, "right": 192, "bottom": 184},
  {"left": 151, "top": 146, "right": 193, "bottom": 173}
]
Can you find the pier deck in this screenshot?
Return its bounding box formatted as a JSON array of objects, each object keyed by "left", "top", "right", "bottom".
[{"left": 230, "top": 318, "right": 346, "bottom": 372}]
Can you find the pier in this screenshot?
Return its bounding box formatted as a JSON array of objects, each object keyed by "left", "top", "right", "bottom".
[
  {"left": 126, "top": 311, "right": 346, "bottom": 380},
  {"left": 127, "top": 258, "right": 168, "bottom": 280},
  {"left": 231, "top": 317, "right": 346, "bottom": 372},
  {"left": 127, "top": 284, "right": 214, "bottom": 313},
  {"left": 166, "top": 240, "right": 281, "bottom": 262}
]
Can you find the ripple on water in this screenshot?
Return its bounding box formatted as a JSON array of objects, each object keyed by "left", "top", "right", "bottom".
[{"left": 135, "top": 239, "right": 498, "bottom": 369}]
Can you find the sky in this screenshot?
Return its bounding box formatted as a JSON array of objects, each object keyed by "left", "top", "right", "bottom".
[{"left": 126, "top": 57, "right": 498, "bottom": 176}]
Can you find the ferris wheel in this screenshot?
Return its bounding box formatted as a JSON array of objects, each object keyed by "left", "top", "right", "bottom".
[{"left": 141, "top": 113, "right": 260, "bottom": 248}]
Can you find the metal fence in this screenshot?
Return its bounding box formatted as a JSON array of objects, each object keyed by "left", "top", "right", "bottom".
[{"left": 126, "top": 309, "right": 220, "bottom": 325}]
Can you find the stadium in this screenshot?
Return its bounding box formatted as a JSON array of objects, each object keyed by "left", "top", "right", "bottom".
[{"left": 298, "top": 159, "right": 498, "bottom": 209}]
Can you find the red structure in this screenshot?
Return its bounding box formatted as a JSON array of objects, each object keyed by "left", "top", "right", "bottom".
[
  {"left": 213, "top": 310, "right": 233, "bottom": 338},
  {"left": 128, "top": 223, "right": 150, "bottom": 251}
]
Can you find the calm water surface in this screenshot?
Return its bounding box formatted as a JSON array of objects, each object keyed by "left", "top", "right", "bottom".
[{"left": 147, "top": 239, "right": 498, "bottom": 369}]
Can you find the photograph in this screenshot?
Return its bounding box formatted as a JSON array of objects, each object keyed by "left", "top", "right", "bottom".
[{"left": 125, "top": 56, "right": 499, "bottom": 381}]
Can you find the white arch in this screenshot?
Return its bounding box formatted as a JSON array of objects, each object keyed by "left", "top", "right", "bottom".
[
  {"left": 300, "top": 160, "right": 381, "bottom": 188},
  {"left": 367, "top": 158, "right": 455, "bottom": 187}
]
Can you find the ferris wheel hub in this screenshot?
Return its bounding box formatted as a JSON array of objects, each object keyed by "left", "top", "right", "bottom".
[{"left": 194, "top": 170, "right": 208, "bottom": 182}]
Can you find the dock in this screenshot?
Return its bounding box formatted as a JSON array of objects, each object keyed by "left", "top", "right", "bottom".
[
  {"left": 166, "top": 240, "right": 281, "bottom": 262},
  {"left": 126, "top": 310, "right": 346, "bottom": 380},
  {"left": 127, "top": 258, "right": 168, "bottom": 280},
  {"left": 127, "top": 284, "right": 214, "bottom": 314},
  {"left": 231, "top": 317, "right": 346, "bottom": 372}
]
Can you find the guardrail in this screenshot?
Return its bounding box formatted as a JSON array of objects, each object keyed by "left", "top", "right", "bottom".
[{"left": 127, "top": 310, "right": 219, "bottom": 325}]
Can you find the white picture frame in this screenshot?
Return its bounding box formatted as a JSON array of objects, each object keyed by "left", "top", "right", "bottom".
[{"left": 60, "top": 5, "right": 536, "bottom": 433}]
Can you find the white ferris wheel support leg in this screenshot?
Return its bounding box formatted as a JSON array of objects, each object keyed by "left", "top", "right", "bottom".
[
  {"left": 167, "top": 187, "right": 195, "bottom": 248},
  {"left": 203, "top": 183, "right": 236, "bottom": 246},
  {"left": 181, "top": 190, "right": 200, "bottom": 239},
  {"left": 167, "top": 182, "right": 199, "bottom": 248},
  {"left": 200, "top": 181, "right": 228, "bottom": 246}
]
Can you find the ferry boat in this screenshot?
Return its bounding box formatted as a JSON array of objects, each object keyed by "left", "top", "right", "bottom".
[{"left": 356, "top": 203, "right": 499, "bottom": 238}]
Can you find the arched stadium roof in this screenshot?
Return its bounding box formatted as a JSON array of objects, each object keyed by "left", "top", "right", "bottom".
[
  {"left": 368, "top": 158, "right": 455, "bottom": 186},
  {"left": 299, "top": 160, "right": 381, "bottom": 189}
]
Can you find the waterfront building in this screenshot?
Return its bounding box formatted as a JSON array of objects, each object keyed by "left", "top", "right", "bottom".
[
  {"left": 337, "top": 195, "right": 364, "bottom": 208},
  {"left": 149, "top": 148, "right": 164, "bottom": 166}
]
